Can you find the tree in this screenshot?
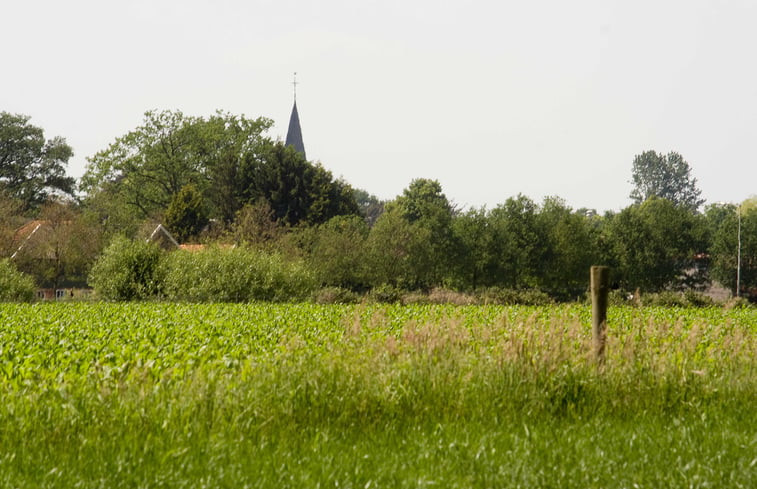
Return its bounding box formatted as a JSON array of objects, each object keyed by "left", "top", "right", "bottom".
[
  {"left": 230, "top": 200, "right": 282, "bottom": 248},
  {"left": 191, "top": 112, "right": 274, "bottom": 223},
  {"left": 0, "top": 112, "right": 75, "bottom": 211},
  {"left": 486, "top": 195, "right": 544, "bottom": 289},
  {"left": 451, "top": 207, "right": 493, "bottom": 290},
  {"left": 81, "top": 110, "right": 204, "bottom": 218},
  {"left": 12, "top": 200, "right": 103, "bottom": 289},
  {"left": 305, "top": 215, "right": 370, "bottom": 290},
  {"left": 604, "top": 197, "right": 708, "bottom": 292},
  {"left": 364, "top": 208, "right": 433, "bottom": 289},
  {"left": 0, "top": 191, "right": 25, "bottom": 258},
  {"left": 164, "top": 184, "right": 208, "bottom": 243},
  {"left": 629, "top": 150, "right": 704, "bottom": 211},
  {"left": 707, "top": 202, "right": 757, "bottom": 298},
  {"left": 535, "top": 197, "right": 598, "bottom": 299},
  {"left": 353, "top": 188, "right": 385, "bottom": 226},
  {"left": 238, "top": 142, "right": 359, "bottom": 227},
  {"left": 80, "top": 110, "right": 273, "bottom": 222},
  {"left": 386, "top": 178, "right": 458, "bottom": 287}
]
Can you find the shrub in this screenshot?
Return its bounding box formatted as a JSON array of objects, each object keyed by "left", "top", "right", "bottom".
[
  {"left": 0, "top": 259, "right": 36, "bottom": 302},
  {"left": 162, "top": 246, "right": 316, "bottom": 302},
  {"left": 644, "top": 291, "right": 688, "bottom": 307},
  {"left": 311, "top": 287, "right": 360, "bottom": 304},
  {"left": 88, "top": 237, "right": 165, "bottom": 300},
  {"left": 723, "top": 296, "right": 752, "bottom": 310},
  {"left": 427, "top": 288, "right": 477, "bottom": 305},
  {"left": 400, "top": 291, "right": 430, "bottom": 305},
  {"left": 364, "top": 284, "right": 405, "bottom": 304},
  {"left": 164, "top": 184, "right": 209, "bottom": 243},
  {"left": 683, "top": 290, "right": 715, "bottom": 307},
  {"left": 399, "top": 288, "right": 477, "bottom": 306},
  {"left": 477, "top": 287, "right": 554, "bottom": 306}
]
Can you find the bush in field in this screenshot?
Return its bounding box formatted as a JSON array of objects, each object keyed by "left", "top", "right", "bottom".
[
  {"left": 477, "top": 287, "right": 554, "bottom": 306},
  {"left": 162, "top": 246, "right": 316, "bottom": 302},
  {"left": 311, "top": 286, "right": 360, "bottom": 304},
  {"left": 401, "top": 288, "right": 477, "bottom": 305},
  {"left": 88, "top": 237, "right": 165, "bottom": 300},
  {"left": 0, "top": 259, "right": 36, "bottom": 302},
  {"left": 644, "top": 290, "right": 716, "bottom": 308},
  {"left": 364, "top": 284, "right": 406, "bottom": 303}
]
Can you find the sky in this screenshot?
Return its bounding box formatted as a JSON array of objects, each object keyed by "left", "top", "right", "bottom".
[{"left": 2, "top": 0, "right": 756, "bottom": 212}]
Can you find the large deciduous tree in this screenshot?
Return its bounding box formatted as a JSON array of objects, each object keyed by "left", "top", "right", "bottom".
[
  {"left": 82, "top": 110, "right": 270, "bottom": 220},
  {"left": 81, "top": 111, "right": 357, "bottom": 230},
  {"left": 604, "top": 197, "right": 708, "bottom": 292},
  {"left": 535, "top": 197, "right": 598, "bottom": 299},
  {"left": 81, "top": 110, "right": 206, "bottom": 219},
  {"left": 0, "top": 112, "right": 75, "bottom": 211},
  {"left": 382, "top": 178, "right": 458, "bottom": 288},
  {"left": 629, "top": 150, "right": 704, "bottom": 211},
  {"left": 238, "top": 142, "right": 359, "bottom": 227}
]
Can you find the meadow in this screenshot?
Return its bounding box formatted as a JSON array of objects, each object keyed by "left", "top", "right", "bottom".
[{"left": 0, "top": 302, "right": 755, "bottom": 488}]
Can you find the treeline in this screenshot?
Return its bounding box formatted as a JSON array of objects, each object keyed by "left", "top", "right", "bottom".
[{"left": 1, "top": 110, "right": 756, "bottom": 303}]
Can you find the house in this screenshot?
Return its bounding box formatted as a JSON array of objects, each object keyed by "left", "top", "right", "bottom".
[{"left": 146, "top": 224, "right": 234, "bottom": 252}]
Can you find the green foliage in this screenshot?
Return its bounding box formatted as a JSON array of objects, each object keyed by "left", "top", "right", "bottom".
[
  {"left": 451, "top": 206, "right": 492, "bottom": 289},
  {"left": 162, "top": 246, "right": 316, "bottom": 302},
  {"left": 477, "top": 287, "right": 554, "bottom": 305},
  {"left": 193, "top": 112, "right": 275, "bottom": 223},
  {"left": 311, "top": 286, "right": 361, "bottom": 304},
  {"left": 0, "top": 191, "right": 24, "bottom": 258},
  {"left": 13, "top": 200, "right": 103, "bottom": 289},
  {"left": 390, "top": 178, "right": 457, "bottom": 285},
  {"left": 304, "top": 215, "right": 369, "bottom": 290},
  {"left": 363, "top": 178, "right": 457, "bottom": 290},
  {"left": 164, "top": 184, "right": 208, "bottom": 243},
  {"left": 239, "top": 142, "right": 360, "bottom": 226},
  {"left": 353, "top": 188, "right": 385, "bottom": 225},
  {"left": 707, "top": 203, "right": 757, "bottom": 298},
  {"left": 364, "top": 208, "right": 434, "bottom": 289},
  {"left": 0, "top": 259, "right": 35, "bottom": 301},
  {"left": 644, "top": 291, "right": 695, "bottom": 307},
  {"left": 486, "top": 195, "right": 543, "bottom": 289},
  {"left": 535, "top": 197, "right": 598, "bottom": 299},
  {"left": 629, "top": 150, "right": 704, "bottom": 210},
  {"left": 364, "top": 283, "right": 406, "bottom": 303},
  {"left": 0, "top": 112, "right": 75, "bottom": 211},
  {"left": 604, "top": 197, "right": 708, "bottom": 292},
  {"left": 81, "top": 110, "right": 206, "bottom": 218},
  {"left": 81, "top": 110, "right": 273, "bottom": 223},
  {"left": 230, "top": 199, "right": 282, "bottom": 247},
  {"left": 87, "top": 236, "right": 165, "bottom": 300}
]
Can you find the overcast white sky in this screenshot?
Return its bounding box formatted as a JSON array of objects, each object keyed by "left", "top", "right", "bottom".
[{"left": 2, "top": 0, "right": 756, "bottom": 212}]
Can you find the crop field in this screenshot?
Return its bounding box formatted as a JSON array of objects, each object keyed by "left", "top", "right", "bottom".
[{"left": 0, "top": 303, "right": 755, "bottom": 488}]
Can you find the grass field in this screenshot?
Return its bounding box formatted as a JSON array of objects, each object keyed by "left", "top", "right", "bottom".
[{"left": 0, "top": 303, "right": 755, "bottom": 488}]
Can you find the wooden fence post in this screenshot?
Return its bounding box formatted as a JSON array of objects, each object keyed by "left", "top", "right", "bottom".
[{"left": 590, "top": 266, "right": 610, "bottom": 363}]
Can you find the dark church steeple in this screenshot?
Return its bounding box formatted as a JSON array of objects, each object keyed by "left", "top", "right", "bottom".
[{"left": 285, "top": 73, "right": 306, "bottom": 159}]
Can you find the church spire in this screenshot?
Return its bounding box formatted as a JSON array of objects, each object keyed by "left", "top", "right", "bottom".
[{"left": 285, "top": 72, "right": 306, "bottom": 159}]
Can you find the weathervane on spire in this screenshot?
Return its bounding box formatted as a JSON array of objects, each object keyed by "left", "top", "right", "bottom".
[{"left": 292, "top": 72, "right": 298, "bottom": 102}]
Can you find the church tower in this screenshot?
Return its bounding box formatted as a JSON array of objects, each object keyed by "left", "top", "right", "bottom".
[{"left": 285, "top": 73, "right": 306, "bottom": 159}]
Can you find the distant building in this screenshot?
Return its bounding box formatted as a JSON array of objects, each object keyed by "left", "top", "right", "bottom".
[{"left": 285, "top": 73, "right": 306, "bottom": 159}]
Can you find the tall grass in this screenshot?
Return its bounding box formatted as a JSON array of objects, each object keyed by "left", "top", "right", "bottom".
[{"left": 0, "top": 303, "right": 754, "bottom": 487}]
